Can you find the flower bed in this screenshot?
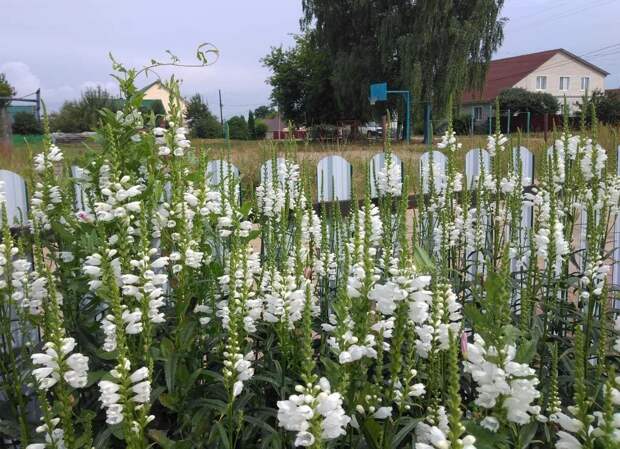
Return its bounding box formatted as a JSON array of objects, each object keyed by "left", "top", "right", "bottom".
[{"left": 1, "top": 66, "right": 619, "bottom": 449}]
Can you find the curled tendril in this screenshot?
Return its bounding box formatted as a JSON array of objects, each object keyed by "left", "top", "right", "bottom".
[{"left": 109, "top": 43, "right": 220, "bottom": 81}]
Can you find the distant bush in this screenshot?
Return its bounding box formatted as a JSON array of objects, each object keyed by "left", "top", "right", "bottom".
[
  {"left": 185, "top": 94, "right": 222, "bottom": 138},
  {"left": 499, "top": 87, "right": 558, "bottom": 115},
  {"left": 254, "top": 120, "right": 268, "bottom": 139},
  {"left": 50, "top": 87, "right": 119, "bottom": 132},
  {"left": 11, "top": 111, "right": 41, "bottom": 135},
  {"left": 227, "top": 115, "right": 249, "bottom": 140}
]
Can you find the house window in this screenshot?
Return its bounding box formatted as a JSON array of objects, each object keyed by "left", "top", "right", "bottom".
[
  {"left": 473, "top": 106, "right": 483, "bottom": 121},
  {"left": 560, "top": 76, "right": 570, "bottom": 91},
  {"left": 581, "top": 76, "right": 590, "bottom": 91},
  {"left": 536, "top": 75, "right": 547, "bottom": 90}
]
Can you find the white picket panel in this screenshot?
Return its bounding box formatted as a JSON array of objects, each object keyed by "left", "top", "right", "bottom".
[
  {"left": 419, "top": 151, "right": 447, "bottom": 194},
  {"left": 513, "top": 146, "right": 534, "bottom": 186},
  {"left": 369, "top": 152, "right": 403, "bottom": 198},
  {"left": 465, "top": 148, "right": 491, "bottom": 189},
  {"left": 207, "top": 160, "right": 240, "bottom": 186},
  {"left": 71, "top": 165, "right": 91, "bottom": 212},
  {"left": 317, "top": 155, "right": 352, "bottom": 202},
  {"left": 0, "top": 170, "right": 28, "bottom": 227}
]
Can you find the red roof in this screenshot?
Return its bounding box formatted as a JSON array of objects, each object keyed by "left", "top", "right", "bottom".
[{"left": 462, "top": 49, "right": 609, "bottom": 104}]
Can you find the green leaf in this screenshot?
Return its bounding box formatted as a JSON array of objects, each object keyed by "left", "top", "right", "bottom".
[
  {"left": 213, "top": 421, "right": 231, "bottom": 449},
  {"left": 518, "top": 421, "right": 538, "bottom": 449},
  {"left": 148, "top": 429, "right": 175, "bottom": 449},
  {"left": 412, "top": 246, "right": 434, "bottom": 272},
  {"left": 360, "top": 417, "right": 382, "bottom": 449},
  {"left": 464, "top": 421, "right": 509, "bottom": 449},
  {"left": 392, "top": 417, "right": 420, "bottom": 448}
]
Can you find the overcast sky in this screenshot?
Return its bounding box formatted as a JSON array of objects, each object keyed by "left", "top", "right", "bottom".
[{"left": 2, "top": 0, "right": 619, "bottom": 117}]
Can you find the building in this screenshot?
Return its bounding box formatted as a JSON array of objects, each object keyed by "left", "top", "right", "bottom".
[
  {"left": 140, "top": 80, "right": 186, "bottom": 116},
  {"left": 462, "top": 49, "right": 609, "bottom": 122}
]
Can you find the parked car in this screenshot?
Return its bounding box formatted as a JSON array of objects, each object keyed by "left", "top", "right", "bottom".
[{"left": 360, "top": 121, "right": 383, "bottom": 138}]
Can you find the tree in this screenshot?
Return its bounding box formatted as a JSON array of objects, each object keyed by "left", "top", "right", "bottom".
[
  {"left": 284, "top": 0, "right": 505, "bottom": 120},
  {"left": 254, "top": 105, "right": 276, "bottom": 119},
  {"left": 50, "top": 86, "right": 119, "bottom": 132},
  {"left": 254, "top": 120, "right": 268, "bottom": 139},
  {"left": 577, "top": 90, "right": 620, "bottom": 126},
  {"left": 185, "top": 94, "right": 222, "bottom": 138},
  {"left": 0, "top": 73, "right": 15, "bottom": 109},
  {"left": 12, "top": 111, "right": 41, "bottom": 135},
  {"left": 248, "top": 110, "right": 256, "bottom": 139},
  {"left": 0, "top": 73, "right": 15, "bottom": 147},
  {"left": 263, "top": 31, "right": 339, "bottom": 124},
  {"left": 498, "top": 88, "right": 559, "bottom": 115},
  {"left": 227, "top": 115, "right": 249, "bottom": 140}
]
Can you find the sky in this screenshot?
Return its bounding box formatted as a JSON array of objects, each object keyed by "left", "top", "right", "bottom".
[{"left": 1, "top": 0, "right": 619, "bottom": 117}]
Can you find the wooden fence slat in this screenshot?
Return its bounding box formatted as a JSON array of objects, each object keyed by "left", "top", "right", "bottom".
[
  {"left": 317, "top": 155, "right": 352, "bottom": 202},
  {"left": 0, "top": 170, "right": 28, "bottom": 227},
  {"left": 465, "top": 148, "right": 491, "bottom": 189},
  {"left": 419, "top": 151, "right": 447, "bottom": 194}
]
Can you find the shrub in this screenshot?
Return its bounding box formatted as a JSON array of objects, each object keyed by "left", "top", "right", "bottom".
[
  {"left": 50, "top": 87, "right": 119, "bottom": 132},
  {"left": 11, "top": 111, "right": 41, "bottom": 135},
  {"left": 254, "top": 120, "right": 268, "bottom": 139},
  {"left": 227, "top": 115, "right": 248, "bottom": 140},
  {"left": 499, "top": 87, "right": 559, "bottom": 115}
]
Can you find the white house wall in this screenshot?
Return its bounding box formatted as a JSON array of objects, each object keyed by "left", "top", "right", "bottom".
[{"left": 513, "top": 52, "right": 606, "bottom": 111}]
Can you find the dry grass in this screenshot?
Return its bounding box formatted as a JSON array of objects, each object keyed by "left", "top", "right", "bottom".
[{"left": 2, "top": 128, "right": 618, "bottom": 200}]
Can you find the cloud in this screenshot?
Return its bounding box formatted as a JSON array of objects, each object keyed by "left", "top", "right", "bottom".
[{"left": 0, "top": 61, "right": 41, "bottom": 96}]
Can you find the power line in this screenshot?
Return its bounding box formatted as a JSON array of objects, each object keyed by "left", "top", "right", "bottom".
[{"left": 509, "top": 0, "right": 617, "bottom": 29}]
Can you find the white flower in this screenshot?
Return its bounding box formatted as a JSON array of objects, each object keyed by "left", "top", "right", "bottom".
[
  {"left": 277, "top": 378, "right": 349, "bottom": 446},
  {"left": 31, "top": 338, "right": 89, "bottom": 390},
  {"left": 480, "top": 416, "right": 500, "bottom": 432}
]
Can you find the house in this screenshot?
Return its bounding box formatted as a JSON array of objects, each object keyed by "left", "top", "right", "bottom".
[
  {"left": 462, "top": 49, "right": 609, "bottom": 122},
  {"left": 140, "top": 80, "right": 186, "bottom": 116},
  {"left": 262, "top": 116, "right": 286, "bottom": 140}
]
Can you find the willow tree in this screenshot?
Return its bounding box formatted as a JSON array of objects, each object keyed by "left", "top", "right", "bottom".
[{"left": 301, "top": 0, "right": 505, "bottom": 118}]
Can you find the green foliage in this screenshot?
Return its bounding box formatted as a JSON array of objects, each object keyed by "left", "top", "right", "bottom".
[
  {"left": 0, "top": 73, "right": 15, "bottom": 109},
  {"left": 254, "top": 120, "right": 268, "bottom": 139},
  {"left": 262, "top": 31, "right": 339, "bottom": 124},
  {"left": 253, "top": 105, "right": 276, "bottom": 119},
  {"left": 49, "top": 86, "right": 120, "bottom": 132},
  {"left": 577, "top": 89, "right": 620, "bottom": 126},
  {"left": 186, "top": 94, "right": 222, "bottom": 138},
  {"left": 227, "top": 115, "right": 248, "bottom": 140},
  {"left": 11, "top": 111, "right": 41, "bottom": 135},
  {"left": 298, "top": 0, "right": 505, "bottom": 118},
  {"left": 498, "top": 87, "right": 559, "bottom": 115}
]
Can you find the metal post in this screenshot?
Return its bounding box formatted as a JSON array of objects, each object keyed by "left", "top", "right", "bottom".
[
  {"left": 507, "top": 108, "right": 511, "bottom": 135},
  {"left": 526, "top": 111, "right": 531, "bottom": 134},
  {"left": 405, "top": 91, "right": 411, "bottom": 143},
  {"left": 488, "top": 105, "right": 493, "bottom": 135},
  {"left": 423, "top": 102, "right": 432, "bottom": 145},
  {"left": 218, "top": 89, "right": 224, "bottom": 137}
]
